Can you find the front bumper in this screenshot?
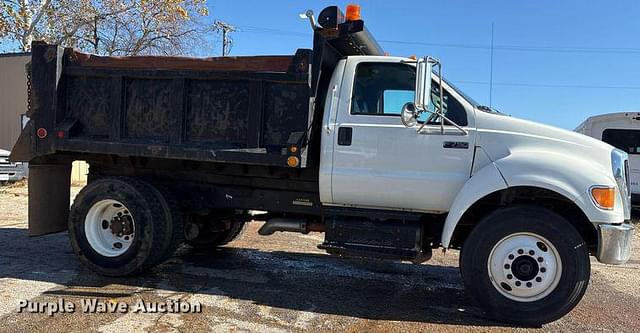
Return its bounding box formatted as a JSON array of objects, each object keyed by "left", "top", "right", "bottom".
[{"left": 596, "top": 222, "right": 634, "bottom": 265}]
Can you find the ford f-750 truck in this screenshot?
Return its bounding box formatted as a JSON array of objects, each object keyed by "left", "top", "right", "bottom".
[{"left": 10, "top": 5, "right": 634, "bottom": 326}]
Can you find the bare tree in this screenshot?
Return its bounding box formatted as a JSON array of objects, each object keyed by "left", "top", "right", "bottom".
[
  {"left": 0, "top": 0, "right": 215, "bottom": 55},
  {"left": 0, "top": 0, "right": 53, "bottom": 50}
]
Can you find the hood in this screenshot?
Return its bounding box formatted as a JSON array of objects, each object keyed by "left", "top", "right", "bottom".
[{"left": 475, "top": 110, "right": 615, "bottom": 174}]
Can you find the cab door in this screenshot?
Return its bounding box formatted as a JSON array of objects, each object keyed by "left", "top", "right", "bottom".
[{"left": 329, "top": 57, "right": 477, "bottom": 212}]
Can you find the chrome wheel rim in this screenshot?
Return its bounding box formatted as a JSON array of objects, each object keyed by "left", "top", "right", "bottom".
[
  {"left": 84, "top": 199, "right": 135, "bottom": 257},
  {"left": 488, "top": 232, "right": 562, "bottom": 302}
]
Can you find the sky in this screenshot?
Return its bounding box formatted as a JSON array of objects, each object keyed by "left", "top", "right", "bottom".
[{"left": 207, "top": 0, "right": 640, "bottom": 130}]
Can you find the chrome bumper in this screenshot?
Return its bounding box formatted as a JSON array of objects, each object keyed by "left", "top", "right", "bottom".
[{"left": 596, "top": 222, "right": 634, "bottom": 265}]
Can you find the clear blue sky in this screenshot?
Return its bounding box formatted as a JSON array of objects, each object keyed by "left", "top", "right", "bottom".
[{"left": 209, "top": 0, "right": 640, "bottom": 130}]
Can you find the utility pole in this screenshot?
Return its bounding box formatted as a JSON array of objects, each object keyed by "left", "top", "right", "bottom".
[
  {"left": 489, "top": 22, "right": 495, "bottom": 107},
  {"left": 214, "top": 21, "right": 236, "bottom": 56}
]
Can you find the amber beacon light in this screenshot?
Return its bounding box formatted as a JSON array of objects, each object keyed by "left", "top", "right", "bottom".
[{"left": 345, "top": 4, "right": 362, "bottom": 21}]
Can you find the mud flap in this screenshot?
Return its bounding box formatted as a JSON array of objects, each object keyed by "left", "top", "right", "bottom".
[{"left": 28, "top": 163, "right": 71, "bottom": 236}]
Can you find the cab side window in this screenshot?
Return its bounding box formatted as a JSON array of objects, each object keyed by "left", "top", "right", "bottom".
[
  {"left": 424, "top": 81, "right": 468, "bottom": 126},
  {"left": 350, "top": 62, "right": 467, "bottom": 126},
  {"left": 351, "top": 63, "right": 415, "bottom": 116}
]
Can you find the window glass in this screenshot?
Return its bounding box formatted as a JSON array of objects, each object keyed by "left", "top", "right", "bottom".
[
  {"left": 383, "top": 90, "right": 414, "bottom": 115},
  {"left": 422, "top": 81, "right": 468, "bottom": 126},
  {"left": 351, "top": 63, "right": 415, "bottom": 116},
  {"left": 602, "top": 129, "right": 640, "bottom": 154},
  {"left": 351, "top": 62, "right": 467, "bottom": 126}
]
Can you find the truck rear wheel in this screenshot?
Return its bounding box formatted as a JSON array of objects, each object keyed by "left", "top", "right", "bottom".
[
  {"left": 460, "top": 206, "right": 590, "bottom": 326},
  {"left": 68, "top": 177, "right": 178, "bottom": 276},
  {"left": 185, "top": 212, "right": 246, "bottom": 249}
]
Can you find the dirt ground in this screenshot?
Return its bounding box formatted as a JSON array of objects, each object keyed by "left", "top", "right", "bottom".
[{"left": 0, "top": 180, "right": 639, "bottom": 332}]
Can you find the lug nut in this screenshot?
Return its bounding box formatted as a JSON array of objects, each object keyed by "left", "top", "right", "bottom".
[
  {"left": 515, "top": 281, "right": 521, "bottom": 287},
  {"left": 529, "top": 250, "right": 535, "bottom": 255},
  {"left": 536, "top": 277, "right": 542, "bottom": 282},
  {"left": 526, "top": 282, "right": 532, "bottom": 288},
  {"left": 504, "top": 264, "right": 510, "bottom": 269},
  {"left": 537, "top": 257, "right": 543, "bottom": 262},
  {"left": 518, "top": 249, "right": 524, "bottom": 254},
  {"left": 508, "top": 254, "right": 515, "bottom": 260},
  {"left": 507, "top": 274, "right": 513, "bottom": 279},
  {"left": 540, "top": 267, "right": 546, "bottom": 273}
]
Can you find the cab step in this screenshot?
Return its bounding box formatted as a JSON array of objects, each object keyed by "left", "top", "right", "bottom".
[{"left": 318, "top": 217, "right": 431, "bottom": 263}]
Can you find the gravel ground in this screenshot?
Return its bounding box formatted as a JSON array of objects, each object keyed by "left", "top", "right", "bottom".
[{"left": 0, "top": 180, "right": 639, "bottom": 332}]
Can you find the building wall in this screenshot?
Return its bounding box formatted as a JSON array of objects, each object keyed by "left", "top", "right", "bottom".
[
  {"left": 0, "top": 53, "right": 30, "bottom": 151},
  {"left": 0, "top": 53, "right": 88, "bottom": 184}
]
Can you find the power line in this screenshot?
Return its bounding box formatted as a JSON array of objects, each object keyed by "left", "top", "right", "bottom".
[
  {"left": 235, "top": 24, "right": 640, "bottom": 55},
  {"left": 456, "top": 80, "right": 640, "bottom": 90},
  {"left": 232, "top": 25, "right": 640, "bottom": 91},
  {"left": 380, "top": 39, "right": 640, "bottom": 55}
]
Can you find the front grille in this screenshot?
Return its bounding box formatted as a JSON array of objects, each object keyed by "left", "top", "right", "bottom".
[
  {"left": 0, "top": 156, "right": 10, "bottom": 165},
  {"left": 625, "top": 159, "right": 631, "bottom": 195}
]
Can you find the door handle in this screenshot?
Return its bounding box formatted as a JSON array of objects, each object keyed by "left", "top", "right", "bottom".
[
  {"left": 337, "top": 127, "right": 353, "bottom": 146},
  {"left": 443, "top": 141, "right": 469, "bottom": 149}
]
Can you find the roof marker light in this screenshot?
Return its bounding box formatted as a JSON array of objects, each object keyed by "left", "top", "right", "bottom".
[{"left": 345, "top": 4, "right": 362, "bottom": 21}]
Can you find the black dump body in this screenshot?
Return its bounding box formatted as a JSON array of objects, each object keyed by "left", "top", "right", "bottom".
[{"left": 11, "top": 6, "right": 383, "bottom": 170}]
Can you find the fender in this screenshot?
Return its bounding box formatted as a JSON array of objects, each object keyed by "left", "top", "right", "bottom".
[
  {"left": 441, "top": 150, "right": 624, "bottom": 248},
  {"left": 494, "top": 150, "right": 624, "bottom": 223},
  {"left": 441, "top": 162, "right": 507, "bottom": 248}
]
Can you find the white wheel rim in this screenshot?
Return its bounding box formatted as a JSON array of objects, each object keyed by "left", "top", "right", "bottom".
[
  {"left": 487, "top": 232, "right": 562, "bottom": 302},
  {"left": 84, "top": 199, "right": 135, "bottom": 257}
]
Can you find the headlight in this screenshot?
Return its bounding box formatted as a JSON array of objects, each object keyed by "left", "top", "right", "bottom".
[{"left": 611, "top": 149, "right": 631, "bottom": 217}]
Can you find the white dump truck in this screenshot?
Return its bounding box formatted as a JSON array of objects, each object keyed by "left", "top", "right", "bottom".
[{"left": 10, "top": 4, "right": 634, "bottom": 326}]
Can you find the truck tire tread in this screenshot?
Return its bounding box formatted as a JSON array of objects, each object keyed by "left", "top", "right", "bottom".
[
  {"left": 460, "top": 205, "right": 590, "bottom": 326},
  {"left": 68, "top": 177, "right": 172, "bottom": 276}
]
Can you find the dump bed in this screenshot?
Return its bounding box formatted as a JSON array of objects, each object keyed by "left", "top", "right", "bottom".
[
  {"left": 13, "top": 43, "right": 314, "bottom": 167},
  {"left": 11, "top": 5, "right": 384, "bottom": 169}
]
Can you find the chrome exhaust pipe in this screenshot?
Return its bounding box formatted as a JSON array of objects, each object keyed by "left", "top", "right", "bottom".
[{"left": 258, "top": 218, "right": 325, "bottom": 236}]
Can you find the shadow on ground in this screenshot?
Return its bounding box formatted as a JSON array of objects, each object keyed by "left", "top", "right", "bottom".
[{"left": 0, "top": 227, "right": 510, "bottom": 327}]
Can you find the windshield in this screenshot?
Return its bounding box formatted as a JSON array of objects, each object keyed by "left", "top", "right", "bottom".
[{"left": 437, "top": 76, "right": 480, "bottom": 108}]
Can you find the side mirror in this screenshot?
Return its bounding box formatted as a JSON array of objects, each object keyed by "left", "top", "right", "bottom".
[
  {"left": 401, "top": 102, "right": 418, "bottom": 127},
  {"left": 414, "top": 58, "right": 433, "bottom": 111}
]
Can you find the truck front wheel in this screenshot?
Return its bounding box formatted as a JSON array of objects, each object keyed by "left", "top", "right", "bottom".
[
  {"left": 68, "top": 177, "right": 177, "bottom": 276},
  {"left": 460, "top": 206, "right": 590, "bottom": 326}
]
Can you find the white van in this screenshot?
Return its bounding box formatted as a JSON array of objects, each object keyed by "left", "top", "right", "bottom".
[{"left": 576, "top": 112, "right": 640, "bottom": 205}]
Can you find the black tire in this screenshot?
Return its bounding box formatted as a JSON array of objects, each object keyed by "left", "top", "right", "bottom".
[
  {"left": 460, "top": 206, "right": 590, "bottom": 326},
  {"left": 186, "top": 218, "right": 246, "bottom": 249},
  {"left": 147, "top": 184, "right": 184, "bottom": 265},
  {"left": 68, "top": 177, "right": 175, "bottom": 276}
]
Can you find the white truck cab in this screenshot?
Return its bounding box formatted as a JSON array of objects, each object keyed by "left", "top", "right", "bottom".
[
  {"left": 317, "top": 55, "right": 634, "bottom": 323},
  {"left": 320, "top": 56, "right": 632, "bottom": 244}
]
